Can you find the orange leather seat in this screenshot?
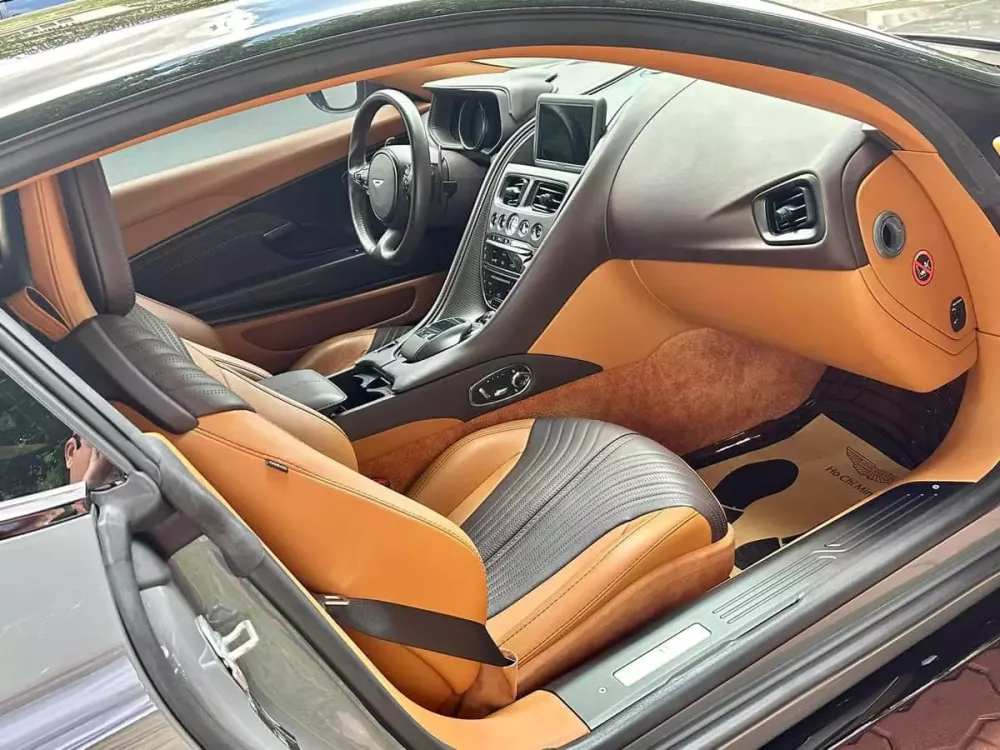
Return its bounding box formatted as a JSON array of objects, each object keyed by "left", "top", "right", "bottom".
[
  {"left": 8, "top": 163, "right": 735, "bottom": 716},
  {"left": 136, "top": 293, "right": 411, "bottom": 379}
]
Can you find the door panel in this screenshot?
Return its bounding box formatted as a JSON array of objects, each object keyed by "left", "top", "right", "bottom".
[
  {"left": 112, "top": 106, "right": 415, "bottom": 257},
  {"left": 110, "top": 62, "right": 498, "bottom": 360},
  {"left": 127, "top": 147, "right": 458, "bottom": 326}
]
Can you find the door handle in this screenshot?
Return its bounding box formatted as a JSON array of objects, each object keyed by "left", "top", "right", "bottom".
[{"left": 262, "top": 221, "right": 344, "bottom": 259}]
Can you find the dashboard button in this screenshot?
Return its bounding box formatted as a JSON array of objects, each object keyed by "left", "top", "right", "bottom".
[
  {"left": 506, "top": 214, "right": 519, "bottom": 235},
  {"left": 518, "top": 220, "right": 530, "bottom": 236},
  {"left": 530, "top": 223, "right": 544, "bottom": 241},
  {"left": 490, "top": 213, "right": 497, "bottom": 227}
]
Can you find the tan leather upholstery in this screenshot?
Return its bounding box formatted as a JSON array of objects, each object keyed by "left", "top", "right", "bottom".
[
  {"left": 410, "top": 420, "right": 534, "bottom": 517},
  {"left": 134, "top": 295, "right": 382, "bottom": 379},
  {"left": 490, "top": 514, "right": 732, "bottom": 693},
  {"left": 121, "top": 397, "right": 732, "bottom": 713},
  {"left": 291, "top": 328, "right": 376, "bottom": 375},
  {"left": 413, "top": 420, "right": 735, "bottom": 694},
  {"left": 186, "top": 342, "right": 357, "bottom": 470},
  {"left": 148, "top": 433, "right": 590, "bottom": 750},
  {"left": 188, "top": 340, "right": 272, "bottom": 382},
  {"left": 19, "top": 164, "right": 732, "bottom": 718},
  {"left": 7, "top": 177, "right": 96, "bottom": 336},
  {"left": 147, "top": 406, "right": 490, "bottom": 712},
  {"left": 137, "top": 294, "right": 226, "bottom": 352}
]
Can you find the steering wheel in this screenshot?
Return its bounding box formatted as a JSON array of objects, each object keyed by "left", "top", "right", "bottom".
[{"left": 347, "top": 90, "right": 431, "bottom": 265}]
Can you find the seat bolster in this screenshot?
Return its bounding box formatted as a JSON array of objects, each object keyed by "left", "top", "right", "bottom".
[
  {"left": 187, "top": 342, "right": 356, "bottom": 470},
  {"left": 167, "top": 408, "right": 490, "bottom": 709},
  {"left": 292, "top": 329, "right": 375, "bottom": 375},
  {"left": 136, "top": 295, "right": 227, "bottom": 352},
  {"left": 410, "top": 420, "right": 535, "bottom": 516},
  {"left": 488, "top": 509, "right": 734, "bottom": 693},
  {"left": 186, "top": 340, "right": 271, "bottom": 381}
]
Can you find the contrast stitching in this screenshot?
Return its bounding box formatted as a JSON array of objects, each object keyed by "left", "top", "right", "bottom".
[
  {"left": 195, "top": 426, "right": 485, "bottom": 574},
  {"left": 410, "top": 422, "right": 532, "bottom": 497},
  {"left": 521, "top": 547, "right": 727, "bottom": 667},
  {"left": 501, "top": 510, "right": 697, "bottom": 651}
]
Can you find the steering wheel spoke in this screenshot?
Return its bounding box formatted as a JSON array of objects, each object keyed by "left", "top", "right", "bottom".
[{"left": 349, "top": 164, "right": 370, "bottom": 192}]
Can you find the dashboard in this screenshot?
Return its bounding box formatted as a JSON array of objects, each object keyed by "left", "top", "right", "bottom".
[{"left": 369, "top": 62, "right": 976, "bottom": 398}]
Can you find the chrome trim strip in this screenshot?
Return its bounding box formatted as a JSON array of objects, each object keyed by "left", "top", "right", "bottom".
[{"left": 0, "top": 482, "right": 89, "bottom": 541}]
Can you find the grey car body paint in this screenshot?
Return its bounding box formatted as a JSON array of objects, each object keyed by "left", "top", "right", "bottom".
[{"left": 0, "top": 514, "right": 186, "bottom": 749}]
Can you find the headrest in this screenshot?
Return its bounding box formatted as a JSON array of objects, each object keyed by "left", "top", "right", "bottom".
[{"left": 58, "top": 162, "right": 135, "bottom": 316}]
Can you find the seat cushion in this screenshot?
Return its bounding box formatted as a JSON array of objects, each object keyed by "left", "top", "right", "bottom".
[
  {"left": 292, "top": 325, "right": 412, "bottom": 375},
  {"left": 412, "top": 418, "right": 734, "bottom": 693}
]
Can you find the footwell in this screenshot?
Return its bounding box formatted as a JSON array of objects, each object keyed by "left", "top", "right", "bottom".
[
  {"left": 698, "top": 415, "right": 909, "bottom": 572},
  {"left": 685, "top": 368, "right": 965, "bottom": 573}
]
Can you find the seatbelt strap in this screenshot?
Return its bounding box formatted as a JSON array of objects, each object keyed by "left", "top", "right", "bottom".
[{"left": 318, "top": 595, "right": 513, "bottom": 667}]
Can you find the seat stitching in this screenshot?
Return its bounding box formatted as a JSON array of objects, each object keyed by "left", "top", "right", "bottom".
[
  {"left": 499, "top": 510, "right": 698, "bottom": 650},
  {"left": 412, "top": 422, "right": 531, "bottom": 492},
  {"left": 480, "top": 433, "right": 643, "bottom": 569},
  {"left": 442, "top": 449, "right": 525, "bottom": 521},
  {"left": 194, "top": 426, "right": 486, "bottom": 574},
  {"left": 409, "top": 422, "right": 532, "bottom": 496},
  {"left": 497, "top": 511, "right": 667, "bottom": 644},
  {"left": 519, "top": 513, "right": 708, "bottom": 660},
  {"left": 521, "top": 549, "right": 729, "bottom": 667},
  {"left": 39, "top": 185, "right": 80, "bottom": 327}
]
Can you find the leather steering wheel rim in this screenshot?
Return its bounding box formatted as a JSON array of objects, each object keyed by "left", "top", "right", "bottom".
[{"left": 347, "top": 89, "right": 431, "bottom": 265}]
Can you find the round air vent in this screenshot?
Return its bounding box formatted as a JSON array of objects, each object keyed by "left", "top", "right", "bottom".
[{"left": 873, "top": 211, "right": 906, "bottom": 259}]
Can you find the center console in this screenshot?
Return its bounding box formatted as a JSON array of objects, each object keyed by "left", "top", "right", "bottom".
[
  {"left": 285, "top": 93, "right": 610, "bottom": 434},
  {"left": 482, "top": 170, "right": 569, "bottom": 309}
]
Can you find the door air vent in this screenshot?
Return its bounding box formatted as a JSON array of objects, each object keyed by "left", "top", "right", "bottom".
[
  {"left": 499, "top": 175, "right": 530, "bottom": 207},
  {"left": 753, "top": 175, "right": 824, "bottom": 245},
  {"left": 531, "top": 181, "right": 568, "bottom": 214}
]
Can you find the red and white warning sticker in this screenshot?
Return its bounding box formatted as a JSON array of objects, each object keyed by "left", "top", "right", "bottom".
[{"left": 912, "top": 250, "right": 934, "bottom": 286}]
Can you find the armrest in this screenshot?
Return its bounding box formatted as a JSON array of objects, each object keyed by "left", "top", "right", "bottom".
[{"left": 257, "top": 370, "right": 347, "bottom": 414}]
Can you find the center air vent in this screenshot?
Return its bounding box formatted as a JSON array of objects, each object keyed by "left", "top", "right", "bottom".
[
  {"left": 753, "top": 175, "right": 823, "bottom": 245},
  {"left": 531, "top": 181, "right": 568, "bottom": 214},
  {"left": 499, "top": 175, "right": 529, "bottom": 207}
]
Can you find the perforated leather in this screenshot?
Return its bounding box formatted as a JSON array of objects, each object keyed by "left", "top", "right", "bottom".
[
  {"left": 104, "top": 311, "right": 250, "bottom": 418},
  {"left": 462, "top": 418, "right": 726, "bottom": 615},
  {"left": 129, "top": 302, "right": 188, "bottom": 356}
]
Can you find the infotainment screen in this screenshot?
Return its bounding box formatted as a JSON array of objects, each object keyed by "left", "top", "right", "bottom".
[{"left": 534, "top": 95, "right": 607, "bottom": 172}]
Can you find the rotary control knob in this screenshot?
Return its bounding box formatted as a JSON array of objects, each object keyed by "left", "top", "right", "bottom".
[
  {"left": 511, "top": 369, "right": 531, "bottom": 391},
  {"left": 506, "top": 214, "right": 519, "bottom": 235},
  {"left": 518, "top": 219, "right": 530, "bottom": 236},
  {"left": 530, "top": 223, "right": 544, "bottom": 242}
]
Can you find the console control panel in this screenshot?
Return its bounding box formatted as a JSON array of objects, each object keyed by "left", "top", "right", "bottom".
[
  {"left": 469, "top": 364, "right": 532, "bottom": 407},
  {"left": 481, "top": 167, "right": 577, "bottom": 310}
]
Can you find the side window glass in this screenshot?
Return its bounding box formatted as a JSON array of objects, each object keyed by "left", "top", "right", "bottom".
[
  {"left": 100, "top": 82, "right": 364, "bottom": 187},
  {"left": 0, "top": 372, "right": 118, "bottom": 502}
]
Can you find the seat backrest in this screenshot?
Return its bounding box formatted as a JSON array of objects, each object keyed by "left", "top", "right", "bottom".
[{"left": 6, "top": 164, "right": 491, "bottom": 713}]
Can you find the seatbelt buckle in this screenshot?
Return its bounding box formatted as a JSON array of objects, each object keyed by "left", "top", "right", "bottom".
[{"left": 320, "top": 594, "right": 350, "bottom": 607}]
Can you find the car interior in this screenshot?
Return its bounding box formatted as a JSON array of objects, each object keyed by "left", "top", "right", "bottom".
[{"left": 2, "top": 46, "right": 1000, "bottom": 750}]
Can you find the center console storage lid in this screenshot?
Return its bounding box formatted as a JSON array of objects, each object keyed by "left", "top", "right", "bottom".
[{"left": 258, "top": 370, "right": 347, "bottom": 414}]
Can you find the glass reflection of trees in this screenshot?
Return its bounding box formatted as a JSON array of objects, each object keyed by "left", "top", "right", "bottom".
[{"left": 0, "top": 373, "right": 70, "bottom": 501}]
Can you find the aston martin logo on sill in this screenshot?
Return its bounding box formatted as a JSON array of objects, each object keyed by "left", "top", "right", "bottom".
[
  {"left": 846, "top": 447, "right": 899, "bottom": 485},
  {"left": 371, "top": 178, "right": 385, "bottom": 188}
]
